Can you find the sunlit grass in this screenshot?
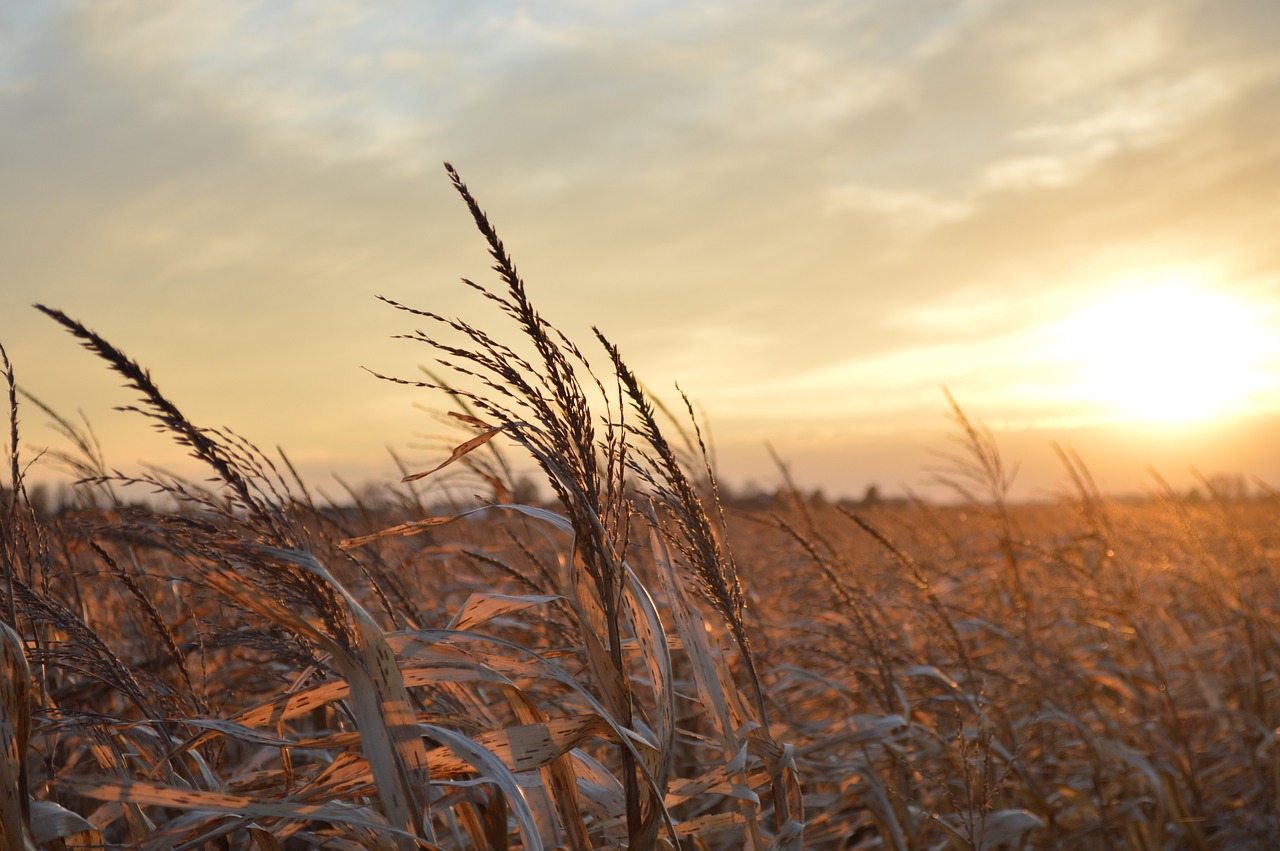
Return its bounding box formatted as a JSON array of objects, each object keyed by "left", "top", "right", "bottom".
[{"left": 0, "top": 168, "right": 1278, "bottom": 848}]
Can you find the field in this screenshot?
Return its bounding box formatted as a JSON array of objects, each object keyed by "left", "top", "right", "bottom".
[{"left": 2, "top": 168, "right": 1278, "bottom": 849}]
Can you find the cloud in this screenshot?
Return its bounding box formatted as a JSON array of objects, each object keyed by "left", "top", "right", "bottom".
[
  {"left": 998, "top": 5, "right": 1178, "bottom": 102},
  {"left": 824, "top": 182, "right": 972, "bottom": 238},
  {"left": 3, "top": 0, "right": 1280, "bottom": 496},
  {"left": 984, "top": 75, "right": 1236, "bottom": 190}
]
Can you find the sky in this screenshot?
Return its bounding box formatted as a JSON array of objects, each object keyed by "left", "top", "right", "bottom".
[{"left": 3, "top": 0, "right": 1280, "bottom": 502}]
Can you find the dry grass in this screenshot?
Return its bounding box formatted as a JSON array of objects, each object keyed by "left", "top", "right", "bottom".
[{"left": 1, "top": 166, "right": 1278, "bottom": 848}]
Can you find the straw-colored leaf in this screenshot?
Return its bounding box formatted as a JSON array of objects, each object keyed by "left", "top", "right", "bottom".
[
  {"left": 977, "top": 809, "right": 1044, "bottom": 849},
  {"left": 765, "top": 818, "right": 806, "bottom": 851},
  {"left": 651, "top": 527, "right": 737, "bottom": 753},
  {"left": 447, "top": 592, "right": 562, "bottom": 632},
  {"left": 0, "top": 621, "right": 34, "bottom": 851},
  {"left": 339, "top": 515, "right": 459, "bottom": 549},
  {"left": 622, "top": 566, "right": 676, "bottom": 791},
  {"left": 665, "top": 746, "right": 756, "bottom": 807},
  {"left": 495, "top": 502, "right": 574, "bottom": 533},
  {"left": 270, "top": 548, "right": 435, "bottom": 850},
  {"left": 798, "top": 714, "right": 908, "bottom": 757},
  {"left": 674, "top": 809, "right": 749, "bottom": 838},
  {"left": 152, "top": 809, "right": 301, "bottom": 851},
  {"left": 197, "top": 549, "right": 432, "bottom": 850},
  {"left": 30, "top": 800, "right": 99, "bottom": 848},
  {"left": 651, "top": 526, "right": 766, "bottom": 849},
  {"left": 446, "top": 410, "right": 492, "bottom": 429},
  {"left": 57, "top": 777, "right": 418, "bottom": 838},
  {"left": 421, "top": 724, "right": 548, "bottom": 851},
  {"left": 428, "top": 714, "right": 614, "bottom": 776},
  {"left": 401, "top": 426, "right": 505, "bottom": 482},
  {"left": 246, "top": 825, "right": 282, "bottom": 851},
  {"left": 169, "top": 718, "right": 298, "bottom": 748},
  {"left": 394, "top": 630, "right": 680, "bottom": 842}
]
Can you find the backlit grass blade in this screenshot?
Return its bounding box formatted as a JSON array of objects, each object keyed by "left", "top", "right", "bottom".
[
  {"left": 56, "top": 777, "right": 422, "bottom": 843},
  {"left": 28, "top": 800, "right": 102, "bottom": 849},
  {"left": 446, "top": 592, "right": 562, "bottom": 632},
  {"left": 268, "top": 548, "right": 435, "bottom": 849}
]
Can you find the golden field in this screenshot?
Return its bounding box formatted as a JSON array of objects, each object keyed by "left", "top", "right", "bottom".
[{"left": 1, "top": 169, "right": 1277, "bottom": 849}]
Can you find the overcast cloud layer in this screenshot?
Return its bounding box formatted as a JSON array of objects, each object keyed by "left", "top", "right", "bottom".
[{"left": 3, "top": 1, "right": 1279, "bottom": 498}]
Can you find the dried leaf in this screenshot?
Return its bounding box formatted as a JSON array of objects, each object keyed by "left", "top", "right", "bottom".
[
  {"left": 674, "top": 810, "right": 748, "bottom": 838},
  {"left": 402, "top": 426, "right": 505, "bottom": 482},
  {"left": 622, "top": 566, "right": 675, "bottom": 792},
  {"left": 432, "top": 715, "right": 613, "bottom": 775},
  {"left": 421, "top": 724, "right": 547, "bottom": 851},
  {"left": 269, "top": 548, "right": 435, "bottom": 850},
  {"left": 339, "top": 515, "right": 459, "bottom": 550},
  {"left": 0, "top": 621, "right": 34, "bottom": 851},
  {"left": 447, "top": 411, "right": 493, "bottom": 428},
  {"left": 978, "top": 809, "right": 1044, "bottom": 849},
  {"left": 447, "top": 593, "right": 562, "bottom": 632},
  {"left": 56, "top": 777, "right": 416, "bottom": 839},
  {"left": 29, "top": 800, "right": 100, "bottom": 848}
]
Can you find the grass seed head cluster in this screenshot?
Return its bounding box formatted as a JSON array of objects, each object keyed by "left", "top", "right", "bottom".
[{"left": 0, "top": 166, "right": 1277, "bottom": 849}]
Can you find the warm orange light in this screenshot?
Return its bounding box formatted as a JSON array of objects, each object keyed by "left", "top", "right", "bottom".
[{"left": 1056, "top": 273, "right": 1276, "bottom": 424}]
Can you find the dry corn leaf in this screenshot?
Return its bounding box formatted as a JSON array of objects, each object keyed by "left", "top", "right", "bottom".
[
  {"left": 797, "top": 714, "right": 907, "bottom": 757},
  {"left": 146, "top": 811, "right": 284, "bottom": 851},
  {"left": 397, "top": 631, "right": 675, "bottom": 841},
  {"left": 401, "top": 425, "right": 506, "bottom": 482},
  {"left": 497, "top": 689, "right": 593, "bottom": 851},
  {"left": 233, "top": 658, "right": 509, "bottom": 730},
  {"left": 393, "top": 631, "right": 664, "bottom": 760},
  {"left": 766, "top": 818, "right": 805, "bottom": 851},
  {"left": 420, "top": 724, "right": 547, "bottom": 851},
  {"left": 977, "top": 809, "right": 1044, "bottom": 849},
  {"left": 569, "top": 750, "right": 625, "bottom": 817},
  {"left": 622, "top": 567, "right": 675, "bottom": 792},
  {"left": 446, "top": 411, "right": 492, "bottom": 428},
  {"left": 447, "top": 593, "right": 562, "bottom": 632},
  {"left": 650, "top": 527, "right": 737, "bottom": 754},
  {"left": 674, "top": 810, "right": 748, "bottom": 838},
  {"left": 0, "top": 621, "right": 35, "bottom": 851},
  {"left": 199, "top": 550, "right": 432, "bottom": 850},
  {"left": 57, "top": 777, "right": 416, "bottom": 839},
  {"left": 291, "top": 751, "right": 372, "bottom": 801},
  {"left": 270, "top": 548, "right": 435, "bottom": 851},
  {"left": 30, "top": 800, "right": 99, "bottom": 848},
  {"left": 858, "top": 776, "right": 906, "bottom": 849},
  {"left": 652, "top": 525, "right": 767, "bottom": 849},
  {"left": 246, "top": 825, "right": 282, "bottom": 851},
  {"left": 495, "top": 502, "right": 574, "bottom": 532},
  {"left": 665, "top": 746, "right": 757, "bottom": 807},
  {"left": 427, "top": 715, "right": 614, "bottom": 776},
  {"left": 169, "top": 718, "right": 297, "bottom": 749},
  {"left": 339, "top": 515, "right": 459, "bottom": 549},
  {"left": 79, "top": 736, "right": 155, "bottom": 840}
]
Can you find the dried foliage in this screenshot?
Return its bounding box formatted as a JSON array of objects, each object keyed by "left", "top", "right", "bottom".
[{"left": 0, "top": 166, "right": 1277, "bottom": 849}]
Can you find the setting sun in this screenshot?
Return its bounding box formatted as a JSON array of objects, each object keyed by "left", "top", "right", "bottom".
[{"left": 1058, "top": 275, "right": 1276, "bottom": 424}]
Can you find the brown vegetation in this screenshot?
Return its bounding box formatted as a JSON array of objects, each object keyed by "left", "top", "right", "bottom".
[{"left": 1, "top": 167, "right": 1278, "bottom": 848}]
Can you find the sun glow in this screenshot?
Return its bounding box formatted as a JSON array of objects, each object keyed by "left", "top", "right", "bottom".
[{"left": 1057, "top": 274, "right": 1277, "bottom": 424}]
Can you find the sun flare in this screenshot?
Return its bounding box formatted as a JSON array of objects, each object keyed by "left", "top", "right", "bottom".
[{"left": 1058, "top": 275, "right": 1276, "bottom": 424}]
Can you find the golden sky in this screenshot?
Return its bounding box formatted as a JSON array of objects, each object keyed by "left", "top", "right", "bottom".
[{"left": 3, "top": 1, "right": 1280, "bottom": 501}]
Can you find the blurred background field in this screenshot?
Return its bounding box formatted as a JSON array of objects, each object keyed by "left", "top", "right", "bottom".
[{"left": 3, "top": 184, "right": 1279, "bottom": 845}]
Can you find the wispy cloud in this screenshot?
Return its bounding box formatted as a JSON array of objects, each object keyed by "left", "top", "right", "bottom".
[{"left": 3, "top": 0, "right": 1279, "bottom": 496}]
